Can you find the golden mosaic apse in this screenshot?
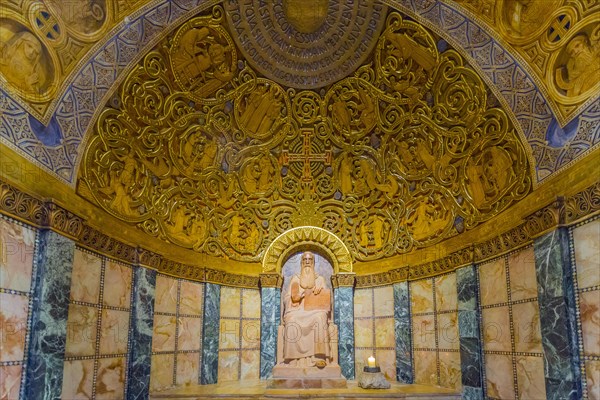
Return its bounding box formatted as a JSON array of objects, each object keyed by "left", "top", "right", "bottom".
[{"left": 77, "top": 6, "right": 533, "bottom": 263}]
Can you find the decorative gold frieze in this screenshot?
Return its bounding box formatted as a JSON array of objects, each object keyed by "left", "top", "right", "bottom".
[
  {"left": 259, "top": 273, "right": 284, "bottom": 289},
  {"left": 565, "top": 181, "right": 600, "bottom": 224},
  {"left": 331, "top": 273, "right": 356, "bottom": 288}
]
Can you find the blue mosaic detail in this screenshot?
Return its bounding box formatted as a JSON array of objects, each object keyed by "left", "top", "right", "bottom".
[
  {"left": 534, "top": 229, "right": 582, "bottom": 400},
  {"left": 259, "top": 287, "right": 281, "bottom": 379},
  {"left": 393, "top": 282, "right": 412, "bottom": 383},
  {"left": 126, "top": 267, "right": 157, "bottom": 399},
  {"left": 201, "top": 282, "right": 220, "bottom": 384},
  {"left": 24, "top": 231, "right": 75, "bottom": 400}
]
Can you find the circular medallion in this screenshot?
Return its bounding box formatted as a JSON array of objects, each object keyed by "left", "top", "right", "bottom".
[{"left": 224, "top": 0, "right": 388, "bottom": 89}]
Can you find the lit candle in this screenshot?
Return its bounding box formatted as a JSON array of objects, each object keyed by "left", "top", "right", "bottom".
[{"left": 367, "top": 356, "right": 376, "bottom": 368}]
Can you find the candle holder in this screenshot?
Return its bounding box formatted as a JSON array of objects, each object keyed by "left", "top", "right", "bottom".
[{"left": 363, "top": 366, "right": 381, "bottom": 373}]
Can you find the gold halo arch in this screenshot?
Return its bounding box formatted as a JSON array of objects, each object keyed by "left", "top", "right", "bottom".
[{"left": 262, "top": 226, "right": 353, "bottom": 274}]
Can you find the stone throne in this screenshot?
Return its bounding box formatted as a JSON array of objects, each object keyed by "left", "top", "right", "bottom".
[{"left": 260, "top": 227, "right": 355, "bottom": 389}]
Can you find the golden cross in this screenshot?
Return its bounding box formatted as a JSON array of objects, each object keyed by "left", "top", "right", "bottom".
[{"left": 281, "top": 128, "right": 331, "bottom": 182}]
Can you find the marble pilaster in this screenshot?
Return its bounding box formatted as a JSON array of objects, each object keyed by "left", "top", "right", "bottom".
[
  {"left": 534, "top": 228, "right": 581, "bottom": 400},
  {"left": 260, "top": 287, "right": 281, "bottom": 379},
  {"left": 456, "top": 265, "right": 483, "bottom": 399},
  {"left": 334, "top": 286, "right": 355, "bottom": 379},
  {"left": 126, "top": 266, "right": 156, "bottom": 399},
  {"left": 24, "top": 230, "right": 75, "bottom": 400},
  {"left": 201, "top": 283, "right": 220, "bottom": 384},
  {"left": 393, "top": 282, "right": 412, "bottom": 383}
]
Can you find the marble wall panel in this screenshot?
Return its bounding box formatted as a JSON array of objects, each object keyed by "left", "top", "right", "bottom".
[
  {"left": 260, "top": 287, "right": 280, "bottom": 379},
  {"left": 152, "top": 315, "right": 177, "bottom": 353},
  {"left": 393, "top": 282, "right": 412, "bottom": 383},
  {"left": 128, "top": 266, "right": 156, "bottom": 400},
  {"left": 479, "top": 258, "right": 508, "bottom": 306},
  {"left": 413, "top": 350, "right": 437, "bottom": 386},
  {"left": 437, "top": 312, "right": 459, "bottom": 350},
  {"left": 435, "top": 274, "right": 457, "bottom": 312},
  {"left": 335, "top": 286, "right": 355, "bottom": 379},
  {"left": 25, "top": 230, "right": 74, "bottom": 400},
  {"left": 0, "top": 293, "right": 29, "bottom": 361},
  {"left": 410, "top": 279, "right": 433, "bottom": 313},
  {"left": 572, "top": 219, "right": 600, "bottom": 289},
  {"left": 154, "top": 276, "right": 178, "bottom": 314},
  {"left": 485, "top": 353, "right": 515, "bottom": 399},
  {"left": 60, "top": 359, "right": 94, "bottom": 399},
  {"left": 1, "top": 365, "right": 22, "bottom": 400},
  {"left": 0, "top": 218, "right": 35, "bottom": 292},
  {"left": 373, "top": 286, "right": 394, "bottom": 316},
  {"left": 103, "top": 261, "right": 132, "bottom": 309},
  {"left": 516, "top": 356, "right": 547, "bottom": 399},
  {"left": 178, "top": 317, "right": 203, "bottom": 351},
  {"left": 412, "top": 314, "right": 435, "bottom": 349},
  {"left": 482, "top": 306, "right": 511, "bottom": 352},
  {"left": 512, "top": 301, "right": 543, "bottom": 353},
  {"left": 353, "top": 288, "right": 372, "bottom": 317},
  {"left": 100, "top": 309, "right": 130, "bottom": 355},
  {"left": 580, "top": 290, "right": 600, "bottom": 357},
  {"left": 69, "top": 250, "right": 101, "bottom": 303},
  {"left": 587, "top": 360, "right": 600, "bottom": 400},
  {"left": 508, "top": 247, "right": 538, "bottom": 301},
  {"left": 217, "top": 287, "right": 260, "bottom": 382},
  {"left": 95, "top": 357, "right": 126, "bottom": 399},
  {"left": 375, "top": 317, "right": 395, "bottom": 348},
  {"left": 176, "top": 353, "right": 200, "bottom": 386},
  {"left": 439, "top": 351, "right": 461, "bottom": 390},
  {"left": 180, "top": 281, "right": 203, "bottom": 315},
  {"left": 150, "top": 354, "right": 174, "bottom": 392},
  {"left": 65, "top": 304, "right": 98, "bottom": 357}
]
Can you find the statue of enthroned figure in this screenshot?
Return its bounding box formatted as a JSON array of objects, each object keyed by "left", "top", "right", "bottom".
[{"left": 272, "top": 251, "right": 345, "bottom": 386}]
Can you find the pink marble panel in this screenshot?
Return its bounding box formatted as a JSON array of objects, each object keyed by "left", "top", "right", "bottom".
[
  {"left": 587, "top": 360, "right": 600, "bottom": 400},
  {"left": 103, "top": 261, "right": 132, "bottom": 309},
  {"left": 176, "top": 352, "right": 200, "bottom": 386},
  {"left": 0, "top": 293, "right": 28, "bottom": 362},
  {"left": 0, "top": 365, "right": 22, "bottom": 400},
  {"left": 150, "top": 354, "right": 174, "bottom": 392},
  {"left": 374, "top": 317, "right": 395, "bottom": 348},
  {"left": 479, "top": 258, "right": 508, "bottom": 306},
  {"left": 482, "top": 306, "right": 511, "bottom": 352},
  {"left": 240, "top": 350, "right": 261, "bottom": 380},
  {"left": 437, "top": 312, "right": 459, "bottom": 350},
  {"left": 376, "top": 349, "right": 396, "bottom": 381},
  {"left": 410, "top": 279, "right": 434, "bottom": 314},
  {"left": 220, "top": 319, "right": 240, "bottom": 350},
  {"left": 435, "top": 274, "right": 457, "bottom": 312},
  {"left": 513, "top": 301, "right": 543, "bottom": 353},
  {"left": 412, "top": 314, "right": 435, "bottom": 349},
  {"left": 241, "top": 320, "right": 261, "bottom": 349},
  {"left": 413, "top": 350, "right": 437, "bottom": 385},
  {"left": 353, "top": 288, "right": 373, "bottom": 318},
  {"left": 0, "top": 219, "right": 35, "bottom": 292},
  {"left": 354, "top": 348, "right": 371, "bottom": 372},
  {"left": 242, "top": 289, "right": 261, "bottom": 319},
  {"left": 508, "top": 247, "right": 538, "bottom": 301},
  {"left": 439, "top": 351, "right": 461, "bottom": 390},
  {"left": 65, "top": 304, "right": 98, "bottom": 357},
  {"left": 580, "top": 289, "right": 600, "bottom": 356},
  {"left": 95, "top": 357, "right": 125, "bottom": 399},
  {"left": 573, "top": 219, "right": 600, "bottom": 289},
  {"left": 485, "top": 353, "right": 515, "bottom": 399},
  {"left": 373, "top": 286, "right": 394, "bottom": 317},
  {"left": 69, "top": 249, "right": 101, "bottom": 304},
  {"left": 179, "top": 281, "right": 203, "bottom": 315},
  {"left": 99, "top": 309, "right": 130, "bottom": 355},
  {"left": 178, "top": 317, "right": 202, "bottom": 351},
  {"left": 154, "top": 275, "right": 178, "bottom": 314},
  {"left": 354, "top": 318, "right": 373, "bottom": 348},
  {"left": 220, "top": 287, "right": 241, "bottom": 318},
  {"left": 516, "top": 356, "right": 547, "bottom": 400},
  {"left": 218, "top": 350, "right": 240, "bottom": 381},
  {"left": 61, "top": 359, "right": 94, "bottom": 399},
  {"left": 152, "top": 315, "right": 177, "bottom": 352}
]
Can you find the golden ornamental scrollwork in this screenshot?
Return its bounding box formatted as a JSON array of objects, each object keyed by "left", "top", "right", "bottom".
[
  {"left": 455, "top": 0, "right": 600, "bottom": 121},
  {"left": 79, "top": 10, "right": 533, "bottom": 263}
]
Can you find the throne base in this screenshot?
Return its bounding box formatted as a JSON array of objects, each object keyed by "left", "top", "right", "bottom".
[{"left": 268, "top": 364, "right": 347, "bottom": 388}]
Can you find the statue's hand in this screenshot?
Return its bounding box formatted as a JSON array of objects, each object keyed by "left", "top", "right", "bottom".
[{"left": 313, "top": 279, "right": 323, "bottom": 295}]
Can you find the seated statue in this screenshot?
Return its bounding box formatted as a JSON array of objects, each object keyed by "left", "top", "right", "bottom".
[{"left": 276, "top": 251, "right": 338, "bottom": 369}]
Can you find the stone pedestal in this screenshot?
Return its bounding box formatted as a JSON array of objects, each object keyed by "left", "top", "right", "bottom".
[
  {"left": 358, "top": 371, "right": 391, "bottom": 389},
  {"left": 268, "top": 364, "right": 348, "bottom": 388}
]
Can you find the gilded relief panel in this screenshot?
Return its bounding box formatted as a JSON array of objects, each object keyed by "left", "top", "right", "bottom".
[
  {"left": 0, "top": 0, "right": 149, "bottom": 115},
  {"left": 78, "top": 7, "right": 532, "bottom": 263},
  {"left": 453, "top": 0, "right": 600, "bottom": 121}
]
